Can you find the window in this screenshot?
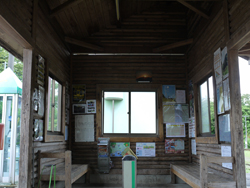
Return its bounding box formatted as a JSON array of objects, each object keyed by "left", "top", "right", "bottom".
[
  {"left": 198, "top": 76, "right": 215, "bottom": 136},
  {"left": 103, "top": 91, "right": 156, "bottom": 134},
  {"left": 47, "top": 76, "right": 62, "bottom": 132},
  {"left": 96, "top": 84, "right": 163, "bottom": 141}
]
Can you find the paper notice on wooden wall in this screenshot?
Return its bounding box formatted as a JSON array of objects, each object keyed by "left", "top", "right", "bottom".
[
  {"left": 176, "top": 90, "right": 186, "bottom": 103},
  {"left": 75, "top": 115, "right": 94, "bottom": 142},
  {"left": 221, "top": 145, "right": 232, "bottom": 169},
  {"left": 221, "top": 47, "right": 229, "bottom": 80},
  {"left": 214, "top": 48, "right": 222, "bottom": 84},
  {"left": 223, "top": 78, "right": 230, "bottom": 111},
  {"left": 217, "top": 82, "right": 225, "bottom": 114},
  {"left": 191, "top": 139, "right": 196, "bottom": 155}
]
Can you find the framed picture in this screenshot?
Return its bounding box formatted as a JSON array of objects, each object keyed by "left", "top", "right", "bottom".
[
  {"left": 72, "top": 104, "right": 86, "bottom": 114},
  {"left": 72, "top": 84, "right": 86, "bottom": 103}
]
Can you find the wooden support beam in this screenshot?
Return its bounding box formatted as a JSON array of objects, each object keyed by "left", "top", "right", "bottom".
[
  {"left": 65, "top": 37, "right": 104, "bottom": 52},
  {"left": 19, "top": 49, "right": 33, "bottom": 188},
  {"left": 50, "top": 0, "right": 84, "bottom": 17},
  {"left": 115, "top": 0, "right": 120, "bottom": 21},
  {"left": 153, "top": 38, "right": 193, "bottom": 52},
  {"left": 177, "top": 0, "right": 210, "bottom": 19},
  {"left": 228, "top": 49, "right": 246, "bottom": 188}
]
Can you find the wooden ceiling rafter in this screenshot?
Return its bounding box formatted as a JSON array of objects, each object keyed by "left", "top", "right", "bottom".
[
  {"left": 50, "top": 0, "right": 84, "bottom": 17},
  {"left": 65, "top": 37, "right": 104, "bottom": 52},
  {"left": 153, "top": 38, "right": 193, "bottom": 52},
  {"left": 177, "top": 0, "right": 210, "bottom": 19}
]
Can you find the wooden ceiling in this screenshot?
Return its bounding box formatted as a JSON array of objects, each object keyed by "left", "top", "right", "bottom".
[{"left": 45, "top": 0, "right": 218, "bottom": 53}]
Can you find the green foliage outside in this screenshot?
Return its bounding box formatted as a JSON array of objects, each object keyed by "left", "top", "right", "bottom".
[
  {"left": 245, "top": 150, "right": 250, "bottom": 173},
  {"left": 241, "top": 94, "right": 250, "bottom": 148},
  {"left": 0, "top": 46, "right": 23, "bottom": 80}
]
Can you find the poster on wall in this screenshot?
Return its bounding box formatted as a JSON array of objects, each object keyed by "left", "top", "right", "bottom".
[
  {"left": 163, "top": 104, "right": 175, "bottom": 123},
  {"left": 221, "top": 145, "right": 232, "bottom": 169},
  {"left": 219, "top": 114, "right": 231, "bottom": 143},
  {"left": 162, "top": 85, "right": 176, "bottom": 102},
  {"left": 166, "top": 123, "right": 185, "bottom": 137},
  {"left": 72, "top": 84, "right": 86, "bottom": 103},
  {"left": 214, "top": 48, "right": 222, "bottom": 84},
  {"left": 75, "top": 115, "right": 94, "bottom": 142},
  {"left": 189, "top": 80, "right": 194, "bottom": 118},
  {"left": 163, "top": 104, "right": 189, "bottom": 123},
  {"left": 176, "top": 90, "right": 186, "bottom": 103},
  {"left": 86, "top": 100, "right": 96, "bottom": 113},
  {"left": 217, "top": 82, "right": 225, "bottom": 114},
  {"left": 110, "top": 142, "right": 130, "bottom": 157},
  {"left": 191, "top": 139, "right": 196, "bottom": 155},
  {"left": 189, "top": 117, "right": 195, "bottom": 138},
  {"left": 165, "top": 139, "right": 185, "bottom": 153},
  {"left": 223, "top": 78, "right": 230, "bottom": 111},
  {"left": 221, "top": 47, "right": 229, "bottom": 80},
  {"left": 136, "top": 143, "right": 155, "bottom": 157},
  {"left": 175, "top": 104, "right": 189, "bottom": 123}
]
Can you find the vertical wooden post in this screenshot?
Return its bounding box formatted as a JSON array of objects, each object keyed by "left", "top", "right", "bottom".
[
  {"left": 170, "top": 164, "right": 176, "bottom": 184},
  {"left": 19, "top": 49, "right": 33, "bottom": 187},
  {"left": 200, "top": 154, "right": 208, "bottom": 188},
  {"left": 228, "top": 49, "right": 246, "bottom": 188},
  {"left": 65, "top": 150, "right": 72, "bottom": 188}
]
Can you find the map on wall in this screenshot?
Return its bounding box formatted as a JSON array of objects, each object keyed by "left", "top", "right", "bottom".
[{"left": 110, "top": 142, "right": 130, "bottom": 157}]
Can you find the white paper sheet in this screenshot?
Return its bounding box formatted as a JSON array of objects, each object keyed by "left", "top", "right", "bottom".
[
  {"left": 166, "top": 123, "right": 185, "bottom": 137},
  {"left": 176, "top": 90, "right": 186, "bottom": 103},
  {"left": 191, "top": 139, "right": 196, "bottom": 155},
  {"left": 75, "top": 115, "right": 94, "bottom": 142},
  {"left": 136, "top": 143, "right": 155, "bottom": 157},
  {"left": 221, "top": 145, "right": 232, "bottom": 169},
  {"left": 214, "top": 48, "right": 222, "bottom": 84},
  {"left": 86, "top": 99, "right": 96, "bottom": 113}
]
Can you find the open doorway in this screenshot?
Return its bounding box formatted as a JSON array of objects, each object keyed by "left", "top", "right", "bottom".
[{"left": 0, "top": 46, "right": 23, "bottom": 184}]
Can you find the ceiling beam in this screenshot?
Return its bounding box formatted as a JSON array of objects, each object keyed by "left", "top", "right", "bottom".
[
  {"left": 65, "top": 37, "right": 104, "bottom": 52},
  {"left": 153, "top": 38, "right": 193, "bottom": 52},
  {"left": 115, "top": 0, "right": 120, "bottom": 21},
  {"left": 50, "top": 0, "right": 83, "bottom": 17},
  {"left": 177, "top": 0, "right": 210, "bottom": 19},
  {"left": 239, "top": 43, "right": 250, "bottom": 52}
]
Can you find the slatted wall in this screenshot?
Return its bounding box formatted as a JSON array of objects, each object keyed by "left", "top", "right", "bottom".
[
  {"left": 187, "top": 2, "right": 234, "bottom": 176},
  {"left": 71, "top": 55, "right": 190, "bottom": 176},
  {"left": 228, "top": 0, "right": 250, "bottom": 36},
  {"left": 31, "top": 3, "right": 70, "bottom": 188}
]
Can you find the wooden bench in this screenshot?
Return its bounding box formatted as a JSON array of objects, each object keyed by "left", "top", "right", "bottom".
[
  {"left": 171, "top": 154, "right": 236, "bottom": 188},
  {"left": 38, "top": 150, "right": 88, "bottom": 188}
]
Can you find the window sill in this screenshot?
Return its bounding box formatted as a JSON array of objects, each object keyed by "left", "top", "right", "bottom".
[
  {"left": 196, "top": 136, "right": 218, "bottom": 144},
  {"left": 44, "top": 134, "right": 64, "bottom": 142}
]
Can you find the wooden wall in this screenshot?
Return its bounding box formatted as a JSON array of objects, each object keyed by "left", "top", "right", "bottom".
[
  {"left": 0, "top": 0, "right": 70, "bottom": 187},
  {"left": 187, "top": 0, "right": 250, "bottom": 177},
  {"left": 71, "top": 55, "right": 190, "bottom": 177}
]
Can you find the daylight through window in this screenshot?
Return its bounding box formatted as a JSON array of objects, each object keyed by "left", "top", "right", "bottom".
[{"left": 103, "top": 91, "right": 156, "bottom": 134}]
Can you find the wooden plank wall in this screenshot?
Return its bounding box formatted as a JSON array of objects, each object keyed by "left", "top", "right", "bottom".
[
  {"left": 71, "top": 55, "right": 190, "bottom": 176},
  {"left": 228, "top": 0, "right": 250, "bottom": 37},
  {"left": 0, "top": 1, "right": 70, "bottom": 187},
  {"left": 31, "top": 5, "right": 70, "bottom": 188},
  {"left": 187, "top": 0, "right": 250, "bottom": 177}
]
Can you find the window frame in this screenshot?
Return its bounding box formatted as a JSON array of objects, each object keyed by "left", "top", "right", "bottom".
[
  {"left": 44, "top": 73, "right": 65, "bottom": 142},
  {"left": 102, "top": 90, "right": 157, "bottom": 136},
  {"left": 194, "top": 74, "right": 219, "bottom": 144},
  {"left": 96, "top": 84, "right": 163, "bottom": 142}
]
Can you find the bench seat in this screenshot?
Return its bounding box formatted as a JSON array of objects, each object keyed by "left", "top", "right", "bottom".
[
  {"left": 38, "top": 150, "right": 88, "bottom": 188},
  {"left": 40, "top": 164, "right": 88, "bottom": 184},
  {"left": 171, "top": 155, "right": 236, "bottom": 188}
]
